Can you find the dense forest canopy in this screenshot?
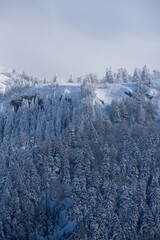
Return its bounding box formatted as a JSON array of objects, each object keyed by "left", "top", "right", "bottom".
[{"left": 0, "top": 66, "right": 160, "bottom": 239}]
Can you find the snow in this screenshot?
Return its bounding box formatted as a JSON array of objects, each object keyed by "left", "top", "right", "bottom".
[
  {"left": 95, "top": 82, "right": 137, "bottom": 104},
  {"left": 0, "top": 73, "right": 11, "bottom": 93},
  {"left": 149, "top": 79, "right": 160, "bottom": 99},
  {"left": 37, "top": 82, "right": 138, "bottom": 106},
  {"left": 1, "top": 65, "right": 160, "bottom": 113},
  {"left": 0, "top": 68, "right": 21, "bottom": 93},
  {"left": 56, "top": 83, "right": 81, "bottom": 97}
]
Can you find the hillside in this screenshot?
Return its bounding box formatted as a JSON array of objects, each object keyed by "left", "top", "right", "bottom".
[
  {"left": 1, "top": 66, "right": 160, "bottom": 240},
  {"left": 0, "top": 67, "right": 160, "bottom": 112}
]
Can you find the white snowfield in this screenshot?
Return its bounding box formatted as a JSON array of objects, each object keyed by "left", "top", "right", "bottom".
[
  {"left": 32, "top": 82, "right": 138, "bottom": 105},
  {"left": 0, "top": 67, "right": 15, "bottom": 93},
  {"left": 95, "top": 82, "right": 137, "bottom": 104},
  {"left": 0, "top": 66, "right": 160, "bottom": 107},
  {"left": 0, "top": 67, "right": 18, "bottom": 93},
  {"left": 0, "top": 74, "right": 10, "bottom": 92}
]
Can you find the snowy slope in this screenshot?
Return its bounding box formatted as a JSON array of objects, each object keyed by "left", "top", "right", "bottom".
[
  {"left": 149, "top": 78, "right": 160, "bottom": 97},
  {"left": 0, "top": 67, "right": 20, "bottom": 93},
  {"left": 0, "top": 66, "right": 14, "bottom": 93},
  {"left": 95, "top": 82, "right": 137, "bottom": 104},
  {"left": 0, "top": 73, "right": 10, "bottom": 92},
  {"left": 7, "top": 81, "right": 137, "bottom": 105},
  {"left": 0, "top": 67, "right": 42, "bottom": 94},
  {"left": 1, "top": 66, "right": 160, "bottom": 112}
]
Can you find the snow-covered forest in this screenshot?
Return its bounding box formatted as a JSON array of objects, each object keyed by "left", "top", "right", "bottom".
[{"left": 1, "top": 66, "right": 160, "bottom": 239}]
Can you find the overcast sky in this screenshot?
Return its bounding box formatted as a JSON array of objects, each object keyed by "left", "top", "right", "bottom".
[{"left": 0, "top": 0, "right": 160, "bottom": 79}]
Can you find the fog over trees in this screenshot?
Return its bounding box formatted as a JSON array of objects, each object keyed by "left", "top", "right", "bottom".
[{"left": 0, "top": 66, "right": 160, "bottom": 239}]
